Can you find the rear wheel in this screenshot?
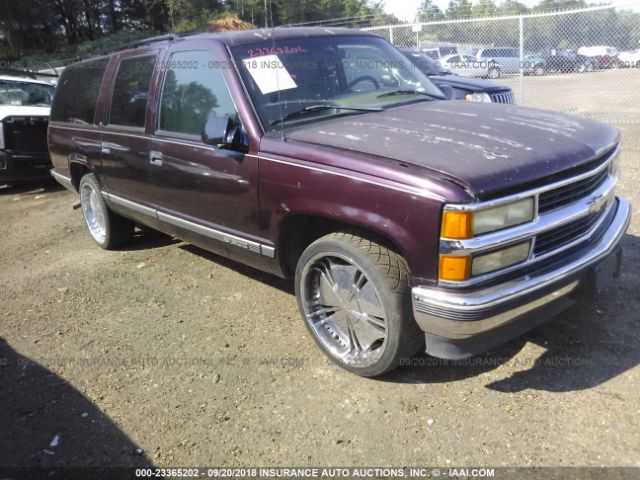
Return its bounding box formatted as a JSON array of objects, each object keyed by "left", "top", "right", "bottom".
[
  {"left": 79, "top": 173, "right": 134, "bottom": 249},
  {"left": 534, "top": 64, "right": 545, "bottom": 76},
  {"left": 295, "top": 232, "right": 423, "bottom": 377}
]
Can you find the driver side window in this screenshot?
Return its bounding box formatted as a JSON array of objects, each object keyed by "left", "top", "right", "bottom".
[{"left": 158, "top": 50, "right": 237, "bottom": 137}]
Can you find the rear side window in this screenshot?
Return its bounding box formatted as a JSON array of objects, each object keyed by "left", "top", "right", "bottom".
[
  {"left": 109, "top": 55, "right": 156, "bottom": 128},
  {"left": 158, "top": 50, "right": 237, "bottom": 136},
  {"left": 50, "top": 59, "right": 107, "bottom": 124}
]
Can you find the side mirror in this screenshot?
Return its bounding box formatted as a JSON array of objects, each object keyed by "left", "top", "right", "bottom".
[
  {"left": 438, "top": 85, "right": 455, "bottom": 100},
  {"left": 202, "top": 115, "right": 248, "bottom": 152}
]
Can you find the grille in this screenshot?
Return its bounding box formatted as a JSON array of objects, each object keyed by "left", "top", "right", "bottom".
[
  {"left": 538, "top": 166, "right": 609, "bottom": 213},
  {"left": 4, "top": 116, "right": 49, "bottom": 153},
  {"left": 534, "top": 210, "right": 605, "bottom": 256},
  {"left": 490, "top": 91, "right": 515, "bottom": 104}
]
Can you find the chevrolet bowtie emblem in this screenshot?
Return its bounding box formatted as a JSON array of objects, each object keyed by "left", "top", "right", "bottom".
[{"left": 588, "top": 194, "right": 608, "bottom": 215}]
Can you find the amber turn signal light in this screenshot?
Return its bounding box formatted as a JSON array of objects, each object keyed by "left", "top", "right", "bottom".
[
  {"left": 442, "top": 211, "right": 473, "bottom": 239},
  {"left": 439, "top": 255, "right": 471, "bottom": 282}
]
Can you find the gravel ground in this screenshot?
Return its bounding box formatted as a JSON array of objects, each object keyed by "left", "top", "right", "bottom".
[{"left": 1, "top": 75, "right": 639, "bottom": 470}]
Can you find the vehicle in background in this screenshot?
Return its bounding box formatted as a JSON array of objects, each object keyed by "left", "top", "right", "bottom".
[
  {"left": 577, "top": 46, "right": 622, "bottom": 69},
  {"left": 523, "top": 52, "right": 547, "bottom": 76},
  {"left": 476, "top": 47, "right": 520, "bottom": 76},
  {"left": 439, "top": 53, "right": 501, "bottom": 79},
  {"left": 537, "top": 50, "right": 597, "bottom": 74},
  {"left": 0, "top": 71, "right": 56, "bottom": 185},
  {"left": 400, "top": 49, "right": 514, "bottom": 104},
  {"left": 422, "top": 45, "right": 458, "bottom": 63},
  {"left": 618, "top": 49, "right": 640, "bottom": 68}
]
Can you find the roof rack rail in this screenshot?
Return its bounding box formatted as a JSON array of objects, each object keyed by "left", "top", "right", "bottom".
[
  {"left": 0, "top": 68, "right": 59, "bottom": 79},
  {"left": 110, "top": 32, "right": 200, "bottom": 54}
]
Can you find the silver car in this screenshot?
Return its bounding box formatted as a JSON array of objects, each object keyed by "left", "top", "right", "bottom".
[{"left": 476, "top": 47, "right": 520, "bottom": 77}]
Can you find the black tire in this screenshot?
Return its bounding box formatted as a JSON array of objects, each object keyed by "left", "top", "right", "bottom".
[
  {"left": 79, "top": 173, "right": 134, "bottom": 249},
  {"left": 488, "top": 67, "right": 500, "bottom": 79},
  {"left": 534, "top": 64, "right": 545, "bottom": 76},
  {"left": 294, "top": 231, "right": 424, "bottom": 377}
]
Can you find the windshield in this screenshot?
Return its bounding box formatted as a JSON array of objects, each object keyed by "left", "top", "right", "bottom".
[
  {"left": 0, "top": 80, "right": 55, "bottom": 106},
  {"left": 231, "top": 35, "right": 444, "bottom": 130}
]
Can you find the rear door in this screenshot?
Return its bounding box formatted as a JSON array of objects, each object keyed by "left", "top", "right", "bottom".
[
  {"left": 48, "top": 58, "right": 109, "bottom": 182},
  {"left": 147, "top": 41, "right": 260, "bottom": 237},
  {"left": 100, "top": 51, "right": 159, "bottom": 209}
]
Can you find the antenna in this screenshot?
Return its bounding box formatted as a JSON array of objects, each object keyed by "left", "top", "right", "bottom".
[{"left": 267, "top": 0, "right": 286, "bottom": 141}]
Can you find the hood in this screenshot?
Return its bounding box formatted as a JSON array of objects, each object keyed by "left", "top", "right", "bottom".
[
  {"left": 0, "top": 105, "right": 50, "bottom": 122},
  {"left": 282, "top": 101, "right": 618, "bottom": 198},
  {"left": 429, "top": 75, "right": 508, "bottom": 92}
]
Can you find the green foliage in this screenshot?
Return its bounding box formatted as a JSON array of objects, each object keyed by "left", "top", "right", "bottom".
[{"left": 1, "top": 0, "right": 639, "bottom": 65}]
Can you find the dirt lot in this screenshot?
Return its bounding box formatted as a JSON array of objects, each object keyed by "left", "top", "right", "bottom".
[{"left": 1, "top": 73, "right": 640, "bottom": 471}]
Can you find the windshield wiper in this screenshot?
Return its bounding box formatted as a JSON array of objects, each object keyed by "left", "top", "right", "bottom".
[
  {"left": 271, "top": 104, "right": 382, "bottom": 126},
  {"left": 376, "top": 89, "right": 441, "bottom": 100}
]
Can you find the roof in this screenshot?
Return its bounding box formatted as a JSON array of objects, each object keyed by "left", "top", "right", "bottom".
[
  {"left": 203, "top": 26, "right": 376, "bottom": 46},
  {"left": 66, "top": 27, "right": 378, "bottom": 69}
]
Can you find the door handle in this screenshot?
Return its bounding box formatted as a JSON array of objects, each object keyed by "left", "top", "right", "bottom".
[{"left": 149, "top": 151, "right": 163, "bottom": 167}]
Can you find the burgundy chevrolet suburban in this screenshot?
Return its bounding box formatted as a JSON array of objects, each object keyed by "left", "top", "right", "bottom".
[{"left": 49, "top": 28, "right": 631, "bottom": 377}]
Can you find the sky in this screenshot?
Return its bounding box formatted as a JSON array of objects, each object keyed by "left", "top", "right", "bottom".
[{"left": 382, "top": 0, "right": 640, "bottom": 21}]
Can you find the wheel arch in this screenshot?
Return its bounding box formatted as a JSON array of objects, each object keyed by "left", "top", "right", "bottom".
[
  {"left": 69, "top": 161, "right": 92, "bottom": 192},
  {"left": 277, "top": 211, "right": 411, "bottom": 279}
]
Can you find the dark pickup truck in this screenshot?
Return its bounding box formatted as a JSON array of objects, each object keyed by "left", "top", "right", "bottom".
[{"left": 49, "top": 28, "right": 631, "bottom": 377}]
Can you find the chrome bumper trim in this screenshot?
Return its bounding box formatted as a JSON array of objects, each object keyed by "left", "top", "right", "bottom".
[
  {"left": 412, "top": 197, "right": 631, "bottom": 338},
  {"left": 50, "top": 169, "right": 74, "bottom": 192}
]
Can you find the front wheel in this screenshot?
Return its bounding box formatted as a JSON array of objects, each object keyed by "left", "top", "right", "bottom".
[
  {"left": 295, "top": 232, "right": 423, "bottom": 377},
  {"left": 79, "top": 173, "right": 134, "bottom": 249}
]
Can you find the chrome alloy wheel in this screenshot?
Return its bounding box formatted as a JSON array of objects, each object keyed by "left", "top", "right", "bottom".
[
  {"left": 300, "top": 253, "right": 388, "bottom": 367},
  {"left": 80, "top": 182, "right": 107, "bottom": 244}
]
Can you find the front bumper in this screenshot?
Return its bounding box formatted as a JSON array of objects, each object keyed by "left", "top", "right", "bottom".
[
  {"left": 412, "top": 197, "right": 631, "bottom": 359},
  {"left": 0, "top": 150, "right": 52, "bottom": 183}
]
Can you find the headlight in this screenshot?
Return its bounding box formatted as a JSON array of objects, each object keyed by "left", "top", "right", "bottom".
[
  {"left": 471, "top": 241, "right": 531, "bottom": 276},
  {"left": 441, "top": 197, "right": 535, "bottom": 239},
  {"left": 465, "top": 92, "right": 492, "bottom": 103}
]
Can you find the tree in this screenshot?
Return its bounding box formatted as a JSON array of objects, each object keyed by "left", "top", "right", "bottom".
[
  {"left": 418, "top": 0, "right": 444, "bottom": 22},
  {"left": 446, "top": 0, "right": 472, "bottom": 19}
]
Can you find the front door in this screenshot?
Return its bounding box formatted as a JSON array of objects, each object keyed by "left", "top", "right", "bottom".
[{"left": 148, "top": 46, "right": 260, "bottom": 238}]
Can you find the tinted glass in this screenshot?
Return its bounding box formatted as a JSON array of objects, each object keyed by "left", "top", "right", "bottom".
[
  {"left": 0, "top": 80, "right": 55, "bottom": 107},
  {"left": 109, "top": 55, "right": 156, "bottom": 127},
  {"left": 50, "top": 59, "right": 107, "bottom": 124},
  {"left": 159, "top": 50, "right": 237, "bottom": 136}
]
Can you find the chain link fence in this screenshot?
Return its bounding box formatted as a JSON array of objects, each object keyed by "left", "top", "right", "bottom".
[{"left": 363, "top": 3, "right": 640, "bottom": 124}]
